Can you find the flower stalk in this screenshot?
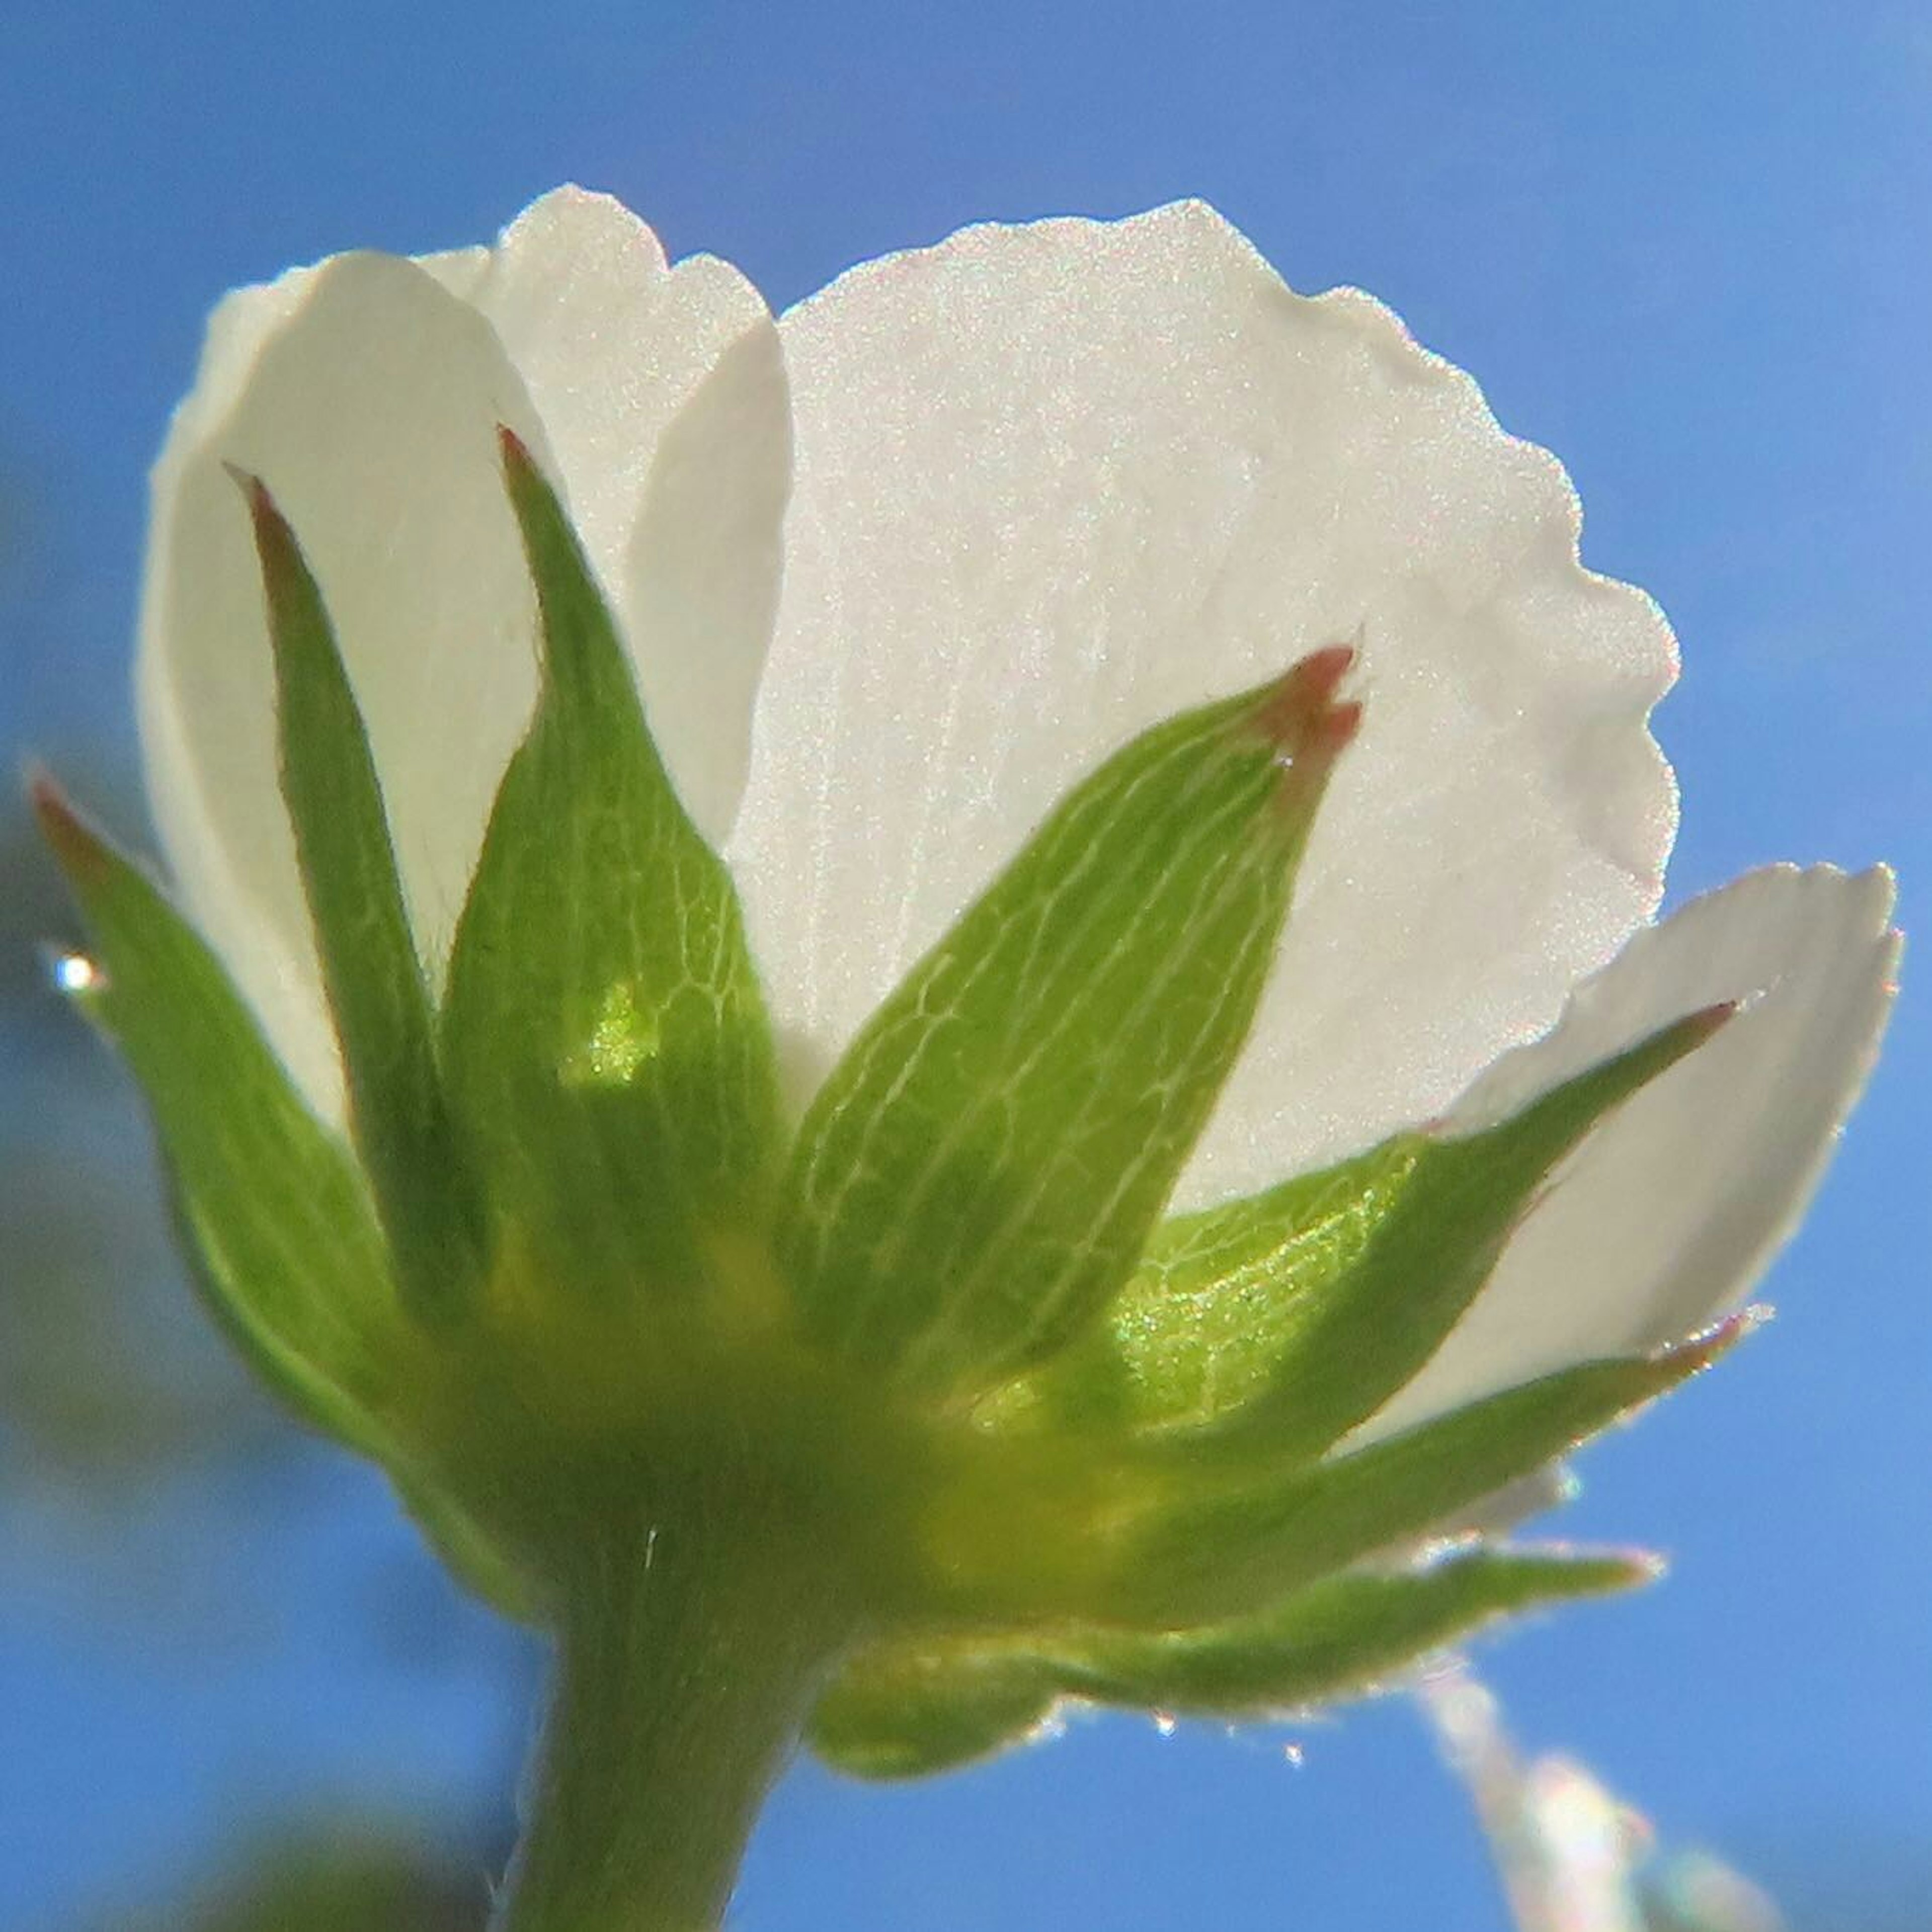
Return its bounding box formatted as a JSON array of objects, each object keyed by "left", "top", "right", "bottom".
[{"left": 499, "top": 1479, "right": 859, "bottom": 1932}]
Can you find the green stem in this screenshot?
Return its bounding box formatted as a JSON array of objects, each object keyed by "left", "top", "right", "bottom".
[{"left": 497, "top": 1491, "right": 857, "bottom": 1932}]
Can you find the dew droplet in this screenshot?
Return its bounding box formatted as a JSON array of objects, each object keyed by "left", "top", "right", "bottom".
[{"left": 51, "top": 952, "right": 100, "bottom": 995}]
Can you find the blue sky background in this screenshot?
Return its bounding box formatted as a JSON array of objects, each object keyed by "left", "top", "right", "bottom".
[{"left": 1, "top": 3, "right": 1928, "bottom": 1927}]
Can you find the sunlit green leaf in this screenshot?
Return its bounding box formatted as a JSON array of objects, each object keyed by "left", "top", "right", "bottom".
[
  {"left": 810, "top": 1640, "right": 1059, "bottom": 1781},
  {"left": 780, "top": 649, "right": 1358, "bottom": 1401},
  {"left": 998, "top": 1007, "right": 1729, "bottom": 1459},
  {"left": 386, "top": 1459, "right": 542, "bottom": 1625},
  {"left": 239, "top": 473, "right": 483, "bottom": 1320},
  {"left": 36, "top": 781, "right": 541, "bottom": 1624},
  {"left": 440, "top": 432, "right": 782, "bottom": 1301},
  {"left": 812, "top": 1545, "right": 1651, "bottom": 1780},
  {"left": 1109, "top": 1321, "right": 1744, "bottom": 1627},
  {"left": 982, "top": 1135, "right": 1416, "bottom": 1436},
  {"left": 32, "top": 778, "right": 401, "bottom": 1453}
]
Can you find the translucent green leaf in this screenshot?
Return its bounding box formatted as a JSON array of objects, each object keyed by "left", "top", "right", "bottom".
[
  {"left": 386, "top": 1461, "right": 543, "bottom": 1625},
  {"left": 780, "top": 648, "right": 1360, "bottom": 1401},
  {"left": 1060, "top": 1546, "right": 1653, "bottom": 1711},
  {"left": 33, "top": 784, "right": 637, "bottom": 1630},
  {"left": 982, "top": 1135, "right": 1417, "bottom": 1437},
  {"left": 238, "top": 473, "right": 482, "bottom": 1321},
  {"left": 809, "top": 1642, "right": 1062, "bottom": 1781},
  {"left": 811, "top": 1545, "right": 1652, "bottom": 1780},
  {"left": 439, "top": 433, "right": 782, "bottom": 1299},
  {"left": 997, "top": 1007, "right": 1730, "bottom": 1458},
  {"left": 32, "top": 777, "right": 402, "bottom": 1453},
  {"left": 1109, "top": 1322, "right": 1744, "bottom": 1627}
]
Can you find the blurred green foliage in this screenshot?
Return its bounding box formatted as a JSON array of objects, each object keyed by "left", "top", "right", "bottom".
[{"left": 93, "top": 1828, "right": 489, "bottom": 1932}]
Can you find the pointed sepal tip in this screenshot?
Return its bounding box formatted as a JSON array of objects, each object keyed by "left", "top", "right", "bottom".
[
  {"left": 1249, "top": 644, "right": 1363, "bottom": 817},
  {"left": 27, "top": 764, "right": 113, "bottom": 887}
]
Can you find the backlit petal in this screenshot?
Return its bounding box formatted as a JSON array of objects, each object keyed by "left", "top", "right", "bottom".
[
  {"left": 140, "top": 192, "right": 786, "bottom": 1118},
  {"left": 423, "top": 187, "right": 788, "bottom": 842},
  {"left": 1358, "top": 865, "right": 1899, "bottom": 1441},
  {"left": 729, "top": 201, "right": 1677, "bottom": 1203},
  {"left": 138, "top": 253, "right": 551, "bottom": 1117}
]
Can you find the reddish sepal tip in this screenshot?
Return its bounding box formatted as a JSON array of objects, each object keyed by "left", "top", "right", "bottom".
[
  {"left": 1686, "top": 998, "right": 1741, "bottom": 1039},
  {"left": 1614, "top": 1549, "right": 1670, "bottom": 1585},
  {"left": 26, "top": 761, "right": 72, "bottom": 828},
  {"left": 1310, "top": 697, "right": 1363, "bottom": 760},
  {"left": 221, "top": 464, "right": 305, "bottom": 583},
  {"left": 1254, "top": 646, "right": 1363, "bottom": 804},
  {"left": 1290, "top": 640, "right": 1357, "bottom": 693},
  {"left": 25, "top": 767, "right": 106, "bottom": 881},
  {"left": 1256, "top": 645, "right": 1358, "bottom": 740},
  {"left": 1665, "top": 1305, "right": 1767, "bottom": 1376},
  {"left": 220, "top": 460, "right": 279, "bottom": 523},
  {"left": 498, "top": 422, "right": 535, "bottom": 471}
]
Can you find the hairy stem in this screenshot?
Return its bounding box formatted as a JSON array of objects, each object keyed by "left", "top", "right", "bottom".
[{"left": 497, "top": 1487, "right": 857, "bottom": 1932}]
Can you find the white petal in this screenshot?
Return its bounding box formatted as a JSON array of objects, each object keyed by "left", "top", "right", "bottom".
[
  {"left": 1355, "top": 865, "right": 1899, "bottom": 1443},
  {"left": 423, "top": 188, "right": 789, "bottom": 843},
  {"left": 729, "top": 202, "right": 1677, "bottom": 1200},
  {"left": 140, "top": 191, "right": 787, "bottom": 1120},
  {"left": 138, "top": 252, "right": 553, "bottom": 1117}
]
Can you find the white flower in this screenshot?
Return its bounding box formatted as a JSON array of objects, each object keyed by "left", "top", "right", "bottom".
[{"left": 137, "top": 186, "right": 1896, "bottom": 1440}]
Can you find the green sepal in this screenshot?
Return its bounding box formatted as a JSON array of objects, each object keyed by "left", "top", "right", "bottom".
[
  {"left": 238, "top": 473, "right": 483, "bottom": 1321},
  {"left": 810, "top": 1544, "right": 1653, "bottom": 1780},
  {"left": 1108, "top": 1321, "right": 1745, "bottom": 1628},
  {"left": 995, "top": 1006, "right": 1731, "bottom": 1460},
  {"left": 779, "top": 650, "right": 1359, "bottom": 1402},
  {"left": 439, "top": 432, "right": 782, "bottom": 1300},
  {"left": 809, "top": 1642, "right": 1057, "bottom": 1783},
  {"left": 30, "top": 776, "right": 404, "bottom": 1450},
  {"left": 982, "top": 1135, "right": 1416, "bottom": 1438},
  {"left": 386, "top": 1461, "right": 543, "bottom": 1625}
]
